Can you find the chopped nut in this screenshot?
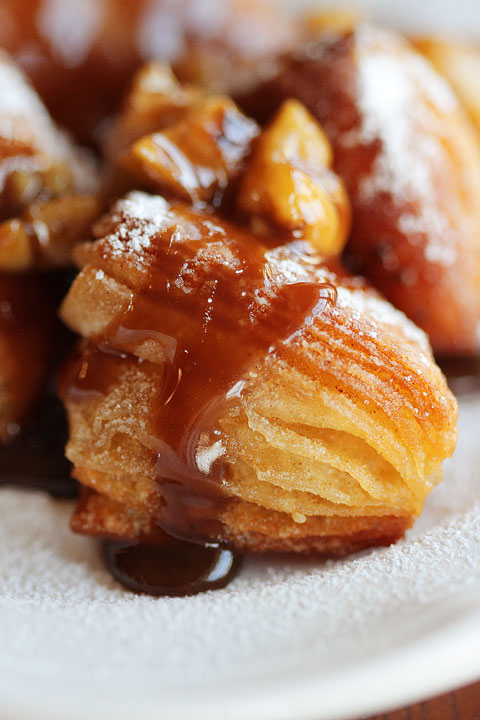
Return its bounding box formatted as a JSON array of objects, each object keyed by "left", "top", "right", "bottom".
[
  {"left": 237, "top": 99, "right": 351, "bottom": 256},
  {"left": 125, "top": 97, "right": 259, "bottom": 204},
  {"left": 105, "top": 62, "right": 204, "bottom": 166}
]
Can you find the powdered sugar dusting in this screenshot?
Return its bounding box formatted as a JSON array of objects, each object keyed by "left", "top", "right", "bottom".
[
  {"left": 0, "top": 393, "right": 476, "bottom": 716},
  {"left": 354, "top": 26, "right": 462, "bottom": 268},
  {"left": 102, "top": 192, "right": 170, "bottom": 261},
  {"left": 335, "top": 284, "right": 429, "bottom": 350}
]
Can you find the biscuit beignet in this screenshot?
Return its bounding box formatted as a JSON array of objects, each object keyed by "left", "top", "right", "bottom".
[
  {"left": 242, "top": 25, "right": 480, "bottom": 355},
  {"left": 59, "top": 192, "right": 457, "bottom": 554}
]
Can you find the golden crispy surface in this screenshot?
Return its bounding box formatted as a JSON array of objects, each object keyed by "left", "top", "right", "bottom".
[
  {"left": 60, "top": 192, "right": 457, "bottom": 554},
  {"left": 242, "top": 25, "right": 480, "bottom": 354},
  {"left": 72, "top": 487, "right": 412, "bottom": 555}
]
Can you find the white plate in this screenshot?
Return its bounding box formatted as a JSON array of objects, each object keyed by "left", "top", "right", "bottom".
[
  {"left": 2, "top": 2, "right": 480, "bottom": 719},
  {"left": 0, "top": 393, "right": 479, "bottom": 720}
]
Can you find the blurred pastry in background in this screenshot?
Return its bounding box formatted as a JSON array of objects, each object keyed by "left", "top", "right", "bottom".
[
  {"left": 413, "top": 37, "right": 480, "bottom": 136},
  {"left": 0, "top": 51, "right": 100, "bottom": 271},
  {"left": 0, "top": 0, "right": 299, "bottom": 145},
  {"left": 241, "top": 24, "right": 480, "bottom": 356},
  {"left": 0, "top": 51, "right": 100, "bottom": 497}
]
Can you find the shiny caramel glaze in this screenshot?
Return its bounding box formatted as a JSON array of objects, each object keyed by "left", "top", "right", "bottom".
[
  {"left": 241, "top": 25, "right": 480, "bottom": 355},
  {"left": 0, "top": 0, "right": 298, "bottom": 145},
  {"left": 103, "top": 536, "right": 240, "bottom": 598},
  {"left": 60, "top": 192, "right": 457, "bottom": 577},
  {"left": 106, "top": 64, "right": 351, "bottom": 258},
  {"left": 123, "top": 95, "right": 259, "bottom": 206},
  {"left": 105, "top": 62, "right": 260, "bottom": 215},
  {"left": 60, "top": 193, "right": 338, "bottom": 545},
  {"left": 104, "top": 64, "right": 206, "bottom": 170}
]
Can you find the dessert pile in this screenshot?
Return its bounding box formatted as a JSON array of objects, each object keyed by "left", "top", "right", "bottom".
[{"left": 2, "top": 1, "right": 478, "bottom": 596}]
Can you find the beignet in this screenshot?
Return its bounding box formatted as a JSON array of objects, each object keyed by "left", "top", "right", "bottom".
[
  {"left": 0, "top": 51, "right": 100, "bottom": 270},
  {"left": 241, "top": 25, "right": 480, "bottom": 354},
  {"left": 59, "top": 191, "right": 457, "bottom": 556}
]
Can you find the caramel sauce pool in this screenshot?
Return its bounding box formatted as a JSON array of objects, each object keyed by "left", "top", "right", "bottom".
[{"left": 62, "top": 198, "right": 337, "bottom": 595}]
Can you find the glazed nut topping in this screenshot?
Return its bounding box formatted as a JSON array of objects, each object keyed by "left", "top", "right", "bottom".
[
  {"left": 0, "top": 195, "right": 101, "bottom": 271},
  {"left": 237, "top": 99, "right": 351, "bottom": 256},
  {"left": 124, "top": 95, "right": 259, "bottom": 204}
]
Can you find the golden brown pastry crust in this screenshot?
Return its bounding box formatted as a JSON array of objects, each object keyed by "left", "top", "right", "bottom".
[
  {"left": 59, "top": 191, "right": 457, "bottom": 555},
  {"left": 72, "top": 487, "right": 412, "bottom": 556},
  {"left": 241, "top": 25, "right": 480, "bottom": 354}
]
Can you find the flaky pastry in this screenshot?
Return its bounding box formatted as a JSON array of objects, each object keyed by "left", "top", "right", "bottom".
[{"left": 59, "top": 191, "right": 457, "bottom": 555}]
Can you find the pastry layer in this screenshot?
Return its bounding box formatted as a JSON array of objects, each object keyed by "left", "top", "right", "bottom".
[{"left": 59, "top": 192, "right": 457, "bottom": 553}]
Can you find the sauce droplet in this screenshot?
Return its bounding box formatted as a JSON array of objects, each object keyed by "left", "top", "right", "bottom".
[{"left": 104, "top": 535, "right": 241, "bottom": 597}]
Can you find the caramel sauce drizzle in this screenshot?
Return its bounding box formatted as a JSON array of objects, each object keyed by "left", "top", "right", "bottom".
[{"left": 62, "top": 198, "right": 337, "bottom": 595}]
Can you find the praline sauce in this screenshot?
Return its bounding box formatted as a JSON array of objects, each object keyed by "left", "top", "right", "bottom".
[
  {"left": 104, "top": 534, "right": 241, "bottom": 598},
  {"left": 62, "top": 197, "right": 337, "bottom": 596}
]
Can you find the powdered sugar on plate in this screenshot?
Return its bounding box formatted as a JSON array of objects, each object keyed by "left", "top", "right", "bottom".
[{"left": 0, "top": 391, "right": 478, "bottom": 720}]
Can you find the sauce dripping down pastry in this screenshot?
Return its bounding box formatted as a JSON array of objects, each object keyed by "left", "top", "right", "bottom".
[
  {"left": 56, "top": 65, "right": 458, "bottom": 596},
  {"left": 104, "top": 537, "right": 240, "bottom": 598},
  {"left": 59, "top": 191, "right": 457, "bottom": 595},
  {"left": 61, "top": 195, "right": 339, "bottom": 545}
]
